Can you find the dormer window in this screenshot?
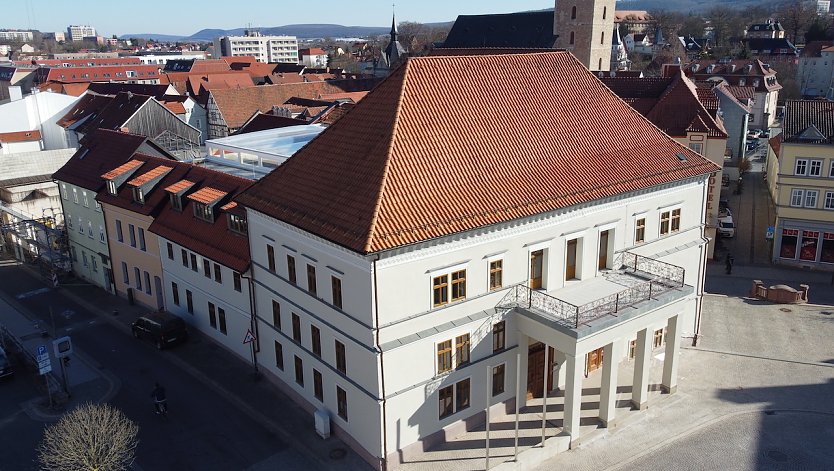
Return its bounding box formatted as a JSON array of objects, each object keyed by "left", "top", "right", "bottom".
[
  {"left": 170, "top": 193, "right": 182, "bottom": 211},
  {"left": 107, "top": 180, "right": 117, "bottom": 195},
  {"left": 133, "top": 187, "right": 145, "bottom": 204},
  {"left": 228, "top": 214, "right": 247, "bottom": 235},
  {"left": 194, "top": 202, "right": 214, "bottom": 222}
]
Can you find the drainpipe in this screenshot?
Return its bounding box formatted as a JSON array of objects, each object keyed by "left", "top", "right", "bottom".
[
  {"left": 693, "top": 176, "right": 710, "bottom": 346},
  {"left": 240, "top": 268, "right": 260, "bottom": 378},
  {"left": 373, "top": 255, "right": 388, "bottom": 471}
]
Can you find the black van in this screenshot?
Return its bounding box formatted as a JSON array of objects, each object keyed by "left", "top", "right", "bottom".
[{"left": 131, "top": 313, "right": 188, "bottom": 350}]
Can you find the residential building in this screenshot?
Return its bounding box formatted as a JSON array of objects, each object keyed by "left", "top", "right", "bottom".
[
  {"left": 797, "top": 41, "right": 834, "bottom": 98},
  {"left": 0, "top": 30, "right": 34, "bottom": 42},
  {"left": 685, "top": 59, "right": 781, "bottom": 128},
  {"left": 819, "top": 1, "right": 831, "bottom": 15},
  {"left": 52, "top": 129, "right": 175, "bottom": 292},
  {"left": 744, "top": 38, "right": 798, "bottom": 62},
  {"left": 214, "top": 31, "right": 298, "bottom": 64},
  {"left": 624, "top": 33, "right": 652, "bottom": 55},
  {"left": 0, "top": 130, "right": 42, "bottom": 155},
  {"left": 712, "top": 83, "right": 753, "bottom": 164},
  {"left": 299, "top": 48, "right": 328, "bottom": 68},
  {"left": 235, "top": 51, "right": 718, "bottom": 468},
  {"left": 33, "top": 64, "right": 161, "bottom": 85},
  {"left": 0, "top": 66, "right": 36, "bottom": 100},
  {"left": 67, "top": 25, "right": 97, "bottom": 42},
  {"left": 613, "top": 10, "right": 654, "bottom": 35},
  {"left": 0, "top": 86, "right": 80, "bottom": 150},
  {"left": 611, "top": 26, "right": 629, "bottom": 70},
  {"left": 745, "top": 20, "right": 785, "bottom": 39},
  {"left": 765, "top": 100, "right": 834, "bottom": 269},
  {"left": 44, "top": 32, "right": 66, "bottom": 42}
]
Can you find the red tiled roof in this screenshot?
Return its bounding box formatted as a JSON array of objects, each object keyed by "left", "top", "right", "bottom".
[
  {"left": 318, "top": 91, "right": 368, "bottom": 102},
  {"left": 102, "top": 159, "right": 143, "bottom": 179},
  {"left": 187, "top": 187, "right": 228, "bottom": 205},
  {"left": 220, "top": 201, "right": 237, "bottom": 210},
  {"left": 162, "top": 101, "right": 186, "bottom": 114},
  {"left": 128, "top": 165, "right": 173, "bottom": 186},
  {"left": 38, "top": 64, "right": 161, "bottom": 83},
  {"left": 210, "top": 78, "right": 381, "bottom": 129},
  {"left": 0, "top": 130, "right": 41, "bottom": 143},
  {"left": 236, "top": 52, "right": 720, "bottom": 254},
  {"left": 164, "top": 179, "right": 195, "bottom": 194},
  {"left": 725, "top": 85, "right": 755, "bottom": 102}
]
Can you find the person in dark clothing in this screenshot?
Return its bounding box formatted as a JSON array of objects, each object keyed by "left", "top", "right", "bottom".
[
  {"left": 725, "top": 253, "right": 734, "bottom": 275},
  {"left": 151, "top": 382, "right": 167, "bottom": 415}
]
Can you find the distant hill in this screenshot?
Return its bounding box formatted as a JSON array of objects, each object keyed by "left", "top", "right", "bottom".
[
  {"left": 616, "top": 0, "right": 775, "bottom": 12},
  {"left": 120, "top": 24, "right": 392, "bottom": 42}
]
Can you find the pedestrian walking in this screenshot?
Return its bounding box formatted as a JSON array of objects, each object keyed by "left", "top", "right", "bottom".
[{"left": 725, "top": 253, "right": 734, "bottom": 275}]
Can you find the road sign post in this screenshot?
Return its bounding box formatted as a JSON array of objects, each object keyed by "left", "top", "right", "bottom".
[{"left": 37, "top": 345, "right": 53, "bottom": 409}]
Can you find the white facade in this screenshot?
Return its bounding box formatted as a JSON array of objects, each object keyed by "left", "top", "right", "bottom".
[
  {"left": 0, "top": 139, "right": 40, "bottom": 155},
  {"left": 134, "top": 53, "right": 207, "bottom": 65},
  {"left": 0, "top": 90, "right": 80, "bottom": 150},
  {"left": 245, "top": 175, "right": 709, "bottom": 465},
  {"left": 58, "top": 181, "right": 112, "bottom": 292},
  {"left": 67, "top": 25, "right": 97, "bottom": 42},
  {"left": 300, "top": 52, "right": 328, "bottom": 68},
  {"left": 818, "top": 1, "right": 830, "bottom": 14},
  {"left": 0, "top": 30, "right": 34, "bottom": 42},
  {"left": 798, "top": 46, "right": 834, "bottom": 98},
  {"left": 214, "top": 33, "right": 299, "bottom": 63}
]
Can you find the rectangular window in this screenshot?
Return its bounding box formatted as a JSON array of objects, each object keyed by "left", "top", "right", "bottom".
[
  {"left": 203, "top": 259, "right": 211, "bottom": 278},
  {"left": 88, "top": 221, "right": 93, "bottom": 238},
  {"left": 190, "top": 254, "right": 197, "bottom": 272},
  {"left": 144, "top": 272, "right": 150, "bottom": 295},
  {"left": 170, "top": 194, "right": 182, "bottom": 211},
  {"left": 122, "top": 262, "right": 129, "bottom": 283},
  {"left": 116, "top": 220, "right": 123, "bottom": 242},
  {"left": 287, "top": 255, "right": 296, "bottom": 284},
  {"left": 635, "top": 217, "right": 646, "bottom": 243},
  {"left": 82, "top": 252, "right": 88, "bottom": 267},
  {"left": 83, "top": 191, "right": 89, "bottom": 207},
  {"left": 208, "top": 302, "right": 217, "bottom": 329},
  {"left": 274, "top": 341, "right": 284, "bottom": 370},
  {"left": 493, "top": 321, "right": 505, "bottom": 352},
  {"left": 795, "top": 159, "right": 808, "bottom": 175},
  {"left": 61, "top": 183, "right": 68, "bottom": 199},
  {"left": 790, "top": 189, "right": 805, "bottom": 207},
  {"left": 629, "top": 340, "right": 636, "bottom": 359},
  {"left": 266, "top": 244, "right": 276, "bottom": 272},
  {"left": 172, "top": 282, "right": 179, "bottom": 305},
  {"left": 671, "top": 208, "right": 681, "bottom": 232},
  {"left": 214, "top": 263, "right": 222, "bottom": 283},
  {"left": 821, "top": 233, "right": 834, "bottom": 263},
  {"left": 272, "top": 300, "right": 281, "bottom": 329},
  {"left": 128, "top": 224, "right": 136, "bottom": 247},
  {"left": 72, "top": 187, "right": 78, "bottom": 203},
  {"left": 78, "top": 217, "right": 83, "bottom": 234},
  {"left": 99, "top": 225, "right": 105, "bottom": 243},
  {"left": 167, "top": 242, "right": 173, "bottom": 260},
  {"left": 311, "top": 325, "right": 321, "bottom": 357},
  {"left": 331, "top": 276, "right": 342, "bottom": 308},
  {"left": 181, "top": 249, "right": 188, "bottom": 267},
  {"left": 830, "top": 161, "right": 834, "bottom": 177},
  {"left": 439, "top": 385, "right": 454, "bottom": 418},
  {"left": 809, "top": 160, "right": 823, "bottom": 176},
  {"left": 107, "top": 180, "right": 117, "bottom": 195},
  {"left": 653, "top": 328, "right": 665, "bottom": 348},
  {"left": 451, "top": 270, "right": 466, "bottom": 301},
  {"left": 306, "top": 264, "right": 317, "bottom": 295},
  {"left": 433, "top": 274, "right": 448, "bottom": 307},
  {"left": 493, "top": 364, "right": 506, "bottom": 396},
  {"left": 688, "top": 143, "right": 702, "bottom": 154},
  {"left": 489, "top": 260, "right": 503, "bottom": 290},
  {"left": 805, "top": 190, "right": 819, "bottom": 208},
  {"left": 133, "top": 187, "right": 144, "bottom": 204},
  {"left": 335, "top": 340, "right": 346, "bottom": 374},
  {"left": 780, "top": 228, "right": 799, "bottom": 259},
  {"left": 95, "top": 201, "right": 101, "bottom": 212},
  {"left": 800, "top": 230, "right": 820, "bottom": 261},
  {"left": 218, "top": 308, "right": 226, "bottom": 334},
  {"left": 67, "top": 215, "right": 73, "bottom": 230},
  {"left": 294, "top": 356, "right": 304, "bottom": 386},
  {"left": 292, "top": 313, "right": 301, "bottom": 342},
  {"left": 313, "top": 369, "right": 323, "bottom": 401},
  {"left": 134, "top": 267, "right": 142, "bottom": 290},
  {"left": 825, "top": 191, "right": 834, "bottom": 210},
  {"left": 337, "top": 386, "right": 348, "bottom": 420},
  {"left": 185, "top": 290, "right": 193, "bottom": 313},
  {"left": 194, "top": 202, "right": 213, "bottom": 222},
  {"left": 233, "top": 272, "right": 242, "bottom": 292},
  {"left": 228, "top": 214, "right": 247, "bottom": 234},
  {"left": 437, "top": 340, "right": 452, "bottom": 374},
  {"left": 660, "top": 211, "right": 671, "bottom": 235},
  {"left": 138, "top": 228, "right": 146, "bottom": 251},
  {"left": 456, "top": 378, "right": 471, "bottom": 411},
  {"left": 455, "top": 334, "right": 470, "bottom": 367}
]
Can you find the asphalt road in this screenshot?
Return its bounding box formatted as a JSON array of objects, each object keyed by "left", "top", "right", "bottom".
[{"left": 0, "top": 263, "right": 315, "bottom": 471}]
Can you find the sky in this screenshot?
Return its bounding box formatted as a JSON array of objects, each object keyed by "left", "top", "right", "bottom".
[{"left": 6, "top": 0, "right": 553, "bottom": 37}]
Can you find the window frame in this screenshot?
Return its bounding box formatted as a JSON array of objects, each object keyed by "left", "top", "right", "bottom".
[
  {"left": 809, "top": 159, "right": 823, "bottom": 177},
  {"left": 635, "top": 217, "right": 646, "bottom": 243},
  {"left": 336, "top": 386, "right": 348, "bottom": 420},
  {"left": 805, "top": 189, "right": 819, "bottom": 208},
  {"left": 266, "top": 244, "right": 276, "bottom": 272},
  {"left": 292, "top": 313, "right": 301, "bottom": 342},
  {"left": 294, "top": 355, "right": 304, "bottom": 386},
  {"left": 186, "top": 290, "right": 193, "bottom": 314},
  {"left": 492, "top": 364, "right": 506, "bottom": 396},
  {"left": 824, "top": 191, "right": 834, "bottom": 210},
  {"left": 660, "top": 210, "right": 671, "bottom": 235},
  {"left": 437, "top": 339, "right": 453, "bottom": 374},
  {"left": 287, "top": 255, "right": 297, "bottom": 284},
  {"left": 795, "top": 158, "right": 808, "bottom": 176},
  {"left": 335, "top": 340, "right": 346, "bottom": 374},
  {"left": 208, "top": 302, "right": 217, "bottom": 329},
  {"left": 450, "top": 270, "right": 466, "bottom": 301},
  {"left": 306, "top": 264, "right": 317, "bottom": 296},
  {"left": 171, "top": 281, "right": 179, "bottom": 305},
  {"left": 790, "top": 188, "right": 805, "bottom": 207},
  {"left": 274, "top": 340, "right": 284, "bottom": 370},
  {"left": 331, "top": 276, "right": 343, "bottom": 309},
  {"left": 489, "top": 260, "right": 503, "bottom": 290},
  {"left": 233, "top": 272, "right": 242, "bottom": 292},
  {"left": 311, "top": 325, "right": 322, "bottom": 357},
  {"left": 313, "top": 369, "right": 323, "bottom": 401},
  {"left": 432, "top": 274, "right": 449, "bottom": 307},
  {"left": 455, "top": 334, "right": 470, "bottom": 367},
  {"left": 493, "top": 321, "right": 506, "bottom": 352}
]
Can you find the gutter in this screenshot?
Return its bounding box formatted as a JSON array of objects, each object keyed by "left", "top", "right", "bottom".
[{"left": 373, "top": 255, "right": 388, "bottom": 471}]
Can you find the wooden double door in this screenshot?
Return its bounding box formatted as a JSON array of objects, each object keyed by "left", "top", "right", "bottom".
[{"left": 527, "top": 342, "right": 555, "bottom": 399}]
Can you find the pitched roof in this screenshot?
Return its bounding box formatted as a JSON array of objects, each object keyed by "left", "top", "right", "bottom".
[
  {"left": 0, "top": 130, "right": 41, "bottom": 143},
  {"left": 236, "top": 52, "right": 720, "bottom": 254},
  {"left": 430, "top": 47, "right": 560, "bottom": 57},
  {"left": 75, "top": 92, "right": 153, "bottom": 136},
  {"left": 744, "top": 37, "right": 797, "bottom": 55},
  {"left": 102, "top": 159, "right": 143, "bottom": 179},
  {"left": 782, "top": 99, "right": 834, "bottom": 144},
  {"left": 801, "top": 40, "right": 834, "bottom": 58},
  {"left": 442, "top": 11, "right": 557, "bottom": 49},
  {"left": 56, "top": 93, "right": 114, "bottom": 129},
  {"left": 128, "top": 165, "right": 173, "bottom": 186},
  {"left": 209, "top": 78, "right": 382, "bottom": 129},
  {"left": 52, "top": 129, "right": 173, "bottom": 190},
  {"left": 97, "top": 155, "right": 192, "bottom": 217},
  {"left": 234, "top": 112, "right": 308, "bottom": 135},
  {"left": 86, "top": 82, "right": 173, "bottom": 98}
]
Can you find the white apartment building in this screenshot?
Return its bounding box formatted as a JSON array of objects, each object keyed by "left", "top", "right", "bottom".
[
  {"left": 67, "top": 25, "right": 97, "bottom": 42},
  {"left": 236, "top": 51, "right": 718, "bottom": 469},
  {"left": 214, "top": 31, "right": 298, "bottom": 63},
  {"left": 0, "top": 30, "right": 34, "bottom": 42},
  {"left": 0, "top": 87, "right": 80, "bottom": 150},
  {"left": 798, "top": 41, "right": 834, "bottom": 98}
]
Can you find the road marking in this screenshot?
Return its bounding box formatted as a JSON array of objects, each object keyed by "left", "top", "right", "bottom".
[{"left": 15, "top": 287, "right": 50, "bottom": 299}]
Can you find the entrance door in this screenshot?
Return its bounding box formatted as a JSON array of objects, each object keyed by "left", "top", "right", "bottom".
[
  {"left": 566, "top": 239, "right": 577, "bottom": 280},
  {"left": 598, "top": 230, "right": 609, "bottom": 270},
  {"left": 527, "top": 342, "right": 555, "bottom": 399},
  {"left": 586, "top": 347, "right": 604, "bottom": 374},
  {"left": 530, "top": 250, "right": 543, "bottom": 289}
]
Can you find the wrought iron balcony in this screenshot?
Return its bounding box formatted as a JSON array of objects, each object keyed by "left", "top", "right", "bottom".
[{"left": 497, "top": 252, "right": 686, "bottom": 329}]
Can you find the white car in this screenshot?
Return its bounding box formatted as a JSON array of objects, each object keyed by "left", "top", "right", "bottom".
[{"left": 717, "top": 216, "right": 735, "bottom": 238}]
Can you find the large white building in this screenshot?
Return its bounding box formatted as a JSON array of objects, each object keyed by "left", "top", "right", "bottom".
[
  {"left": 214, "top": 31, "right": 298, "bottom": 63},
  {"left": 235, "top": 51, "right": 719, "bottom": 469},
  {"left": 67, "top": 25, "right": 97, "bottom": 42},
  {"left": 0, "top": 87, "right": 80, "bottom": 150},
  {"left": 0, "top": 30, "right": 34, "bottom": 42}
]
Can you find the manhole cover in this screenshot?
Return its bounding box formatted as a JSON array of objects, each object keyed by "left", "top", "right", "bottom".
[
  {"left": 779, "top": 308, "right": 792, "bottom": 313},
  {"left": 329, "top": 448, "right": 347, "bottom": 460},
  {"left": 766, "top": 450, "right": 788, "bottom": 462}
]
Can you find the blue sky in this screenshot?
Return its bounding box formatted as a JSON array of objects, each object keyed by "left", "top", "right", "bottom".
[{"left": 8, "top": 1, "right": 552, "bottom": 36}]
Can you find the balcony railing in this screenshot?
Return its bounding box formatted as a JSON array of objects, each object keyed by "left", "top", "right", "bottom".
[{"left": 497, "top": 252, "right": 686, "bottom": 328}]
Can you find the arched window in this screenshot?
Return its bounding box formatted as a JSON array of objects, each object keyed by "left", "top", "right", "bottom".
[
  {"left": 570, "top": 31, "right": 575, "bottom": 45},
  {"left": 571, "top": 6, "right": 577, "bottom": 20},
  {"left": 603, "top": 6, "right": 607, "bottom": 19}
]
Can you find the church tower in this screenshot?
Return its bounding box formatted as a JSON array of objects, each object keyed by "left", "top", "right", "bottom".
[{"left": 553, "top": 0, "right": 617, "bottom": 72}]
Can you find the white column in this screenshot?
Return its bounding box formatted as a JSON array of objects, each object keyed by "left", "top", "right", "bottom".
[
  {"left": 599, "top": 339, "right": 620, "bottom": 427},
  {"left": 631, "top": 328, "right": 651, "bottom": 410},
  {"left": 517, "top": 332, "right": 529, "bottom": 408},
  {"left": 563, "top": 352, "right": 583, "bottom": 448},
  {"left": 662, "top": 315, "right": 682, "bottom": 394}
]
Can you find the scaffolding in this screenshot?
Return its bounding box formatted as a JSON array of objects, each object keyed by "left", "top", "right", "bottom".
[{"left": 0, "top": 202, "right": 71, "bottom": 281}]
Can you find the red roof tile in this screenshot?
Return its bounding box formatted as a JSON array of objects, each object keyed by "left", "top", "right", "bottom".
[
  {"left": 165, "top": 179, "right": 195, "bottom": 194},
  {"left": 102, "top": 160, "right": 143, "bottom": 179},
  {"left": 0, "top": 130, "right": 41, "bottom": 143},
  {"left": 220, "top": 201, "right": 237, "bottom": 210},
  {"left": 237, "top": 52, "right": 720, "bottom": 254},
  {"left": 128, "top": 165, "right": 173, "bottom": 186},
  {"left": 187, "top": 187, "right": 228, "bottom": 205},
  {"left": 162, "top": 101, "right": 186, "bottom": 114}
]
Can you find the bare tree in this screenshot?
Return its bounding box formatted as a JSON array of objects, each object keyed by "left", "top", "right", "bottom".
[
  {"left": 38, "top": 403, "right": 139, "bottom": 471},
  {"left": 777, "top": 0, "right": 818, "bottom": 43}
]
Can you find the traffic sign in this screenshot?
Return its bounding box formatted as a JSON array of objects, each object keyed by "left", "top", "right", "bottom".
[
  {"left": 36, "top": 353, "right": 49, "bottom": 363},
  {"left": 39, "top": 364, "right": 52, "bottom": 375},
  {"left": 243, "top": 329, "right": 256, "bottom": 344},
  {"left": 765, "top": 226, "right": 775, "bottom": 240},
  {"left": 37, "top": 345, "right": 47, "bottom": 356}
]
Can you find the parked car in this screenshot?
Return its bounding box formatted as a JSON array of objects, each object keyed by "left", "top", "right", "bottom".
[
  {"left": 719, "top": 206, "right": 733, "bottom": 219},
  {"left": 131, "top": 312, "right": 188, "bottom": 350},
  {"left": 760, "top": 129, "right": 770, "bottom": 138},
  {"left": 717, "top": 216, "right": 735, "bottom": 238},
  {"left": 0, "top": 346, "right": 13, "bottom": 379},
  {"left": 747, "top": 129, "right": 762, "bottom": 139}
]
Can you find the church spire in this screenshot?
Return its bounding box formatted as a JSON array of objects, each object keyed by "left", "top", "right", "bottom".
[{"left": 390, "top": 12, "right": 398, "bottom": 42}]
